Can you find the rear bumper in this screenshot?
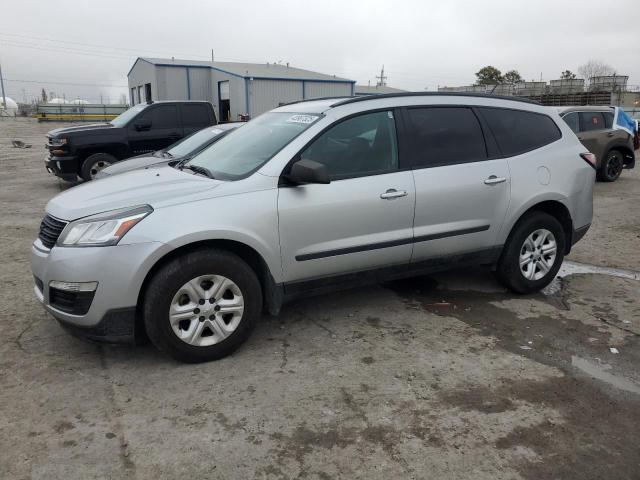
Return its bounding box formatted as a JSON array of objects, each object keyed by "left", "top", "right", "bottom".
[{"left": 45, "top": 154, "right": 79, "bottom": 181}]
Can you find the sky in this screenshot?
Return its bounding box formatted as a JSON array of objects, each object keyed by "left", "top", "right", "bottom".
[{"left": 1, "top": 0, "right": 638, "bottom": 104}]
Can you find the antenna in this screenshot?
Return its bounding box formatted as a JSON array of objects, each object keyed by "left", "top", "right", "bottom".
[{"left": 375, "top": 65, "right": 387, "bottom": 87}]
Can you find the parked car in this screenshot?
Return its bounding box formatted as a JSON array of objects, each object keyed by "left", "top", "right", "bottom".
[
  {"left": 95, "top": 123, "right": 241, "bottom": 179},
  {"left": 45, "top": 101, "right": 217, "bottom": 181},
  {"left": 32, "top": 93, "right": 595, "bottom": 363},
  {"left": 557, "top": 106, "right": 636, "bottom": 182}
]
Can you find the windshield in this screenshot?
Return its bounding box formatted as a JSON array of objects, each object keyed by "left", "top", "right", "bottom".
[
  {"left": 167, "top": 127, "right": 227, "bottom": 157},
  {"left": 110, "top": 104, "right": 147, "bottom": 127},
  {"left": 187, "top": 112, "right": 320, "bottom": 180}
]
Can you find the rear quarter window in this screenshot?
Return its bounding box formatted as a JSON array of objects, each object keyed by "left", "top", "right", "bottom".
[{"left": 480, "top": 108, "right": 562, "bottom": 157}]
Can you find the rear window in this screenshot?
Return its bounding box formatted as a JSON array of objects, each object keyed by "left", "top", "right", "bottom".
[
  {"left": 405, "top": 107, "right": 487, "bottom": 168},
  {"left": 480, "top": 108, "right": 561, "bottom": 156}
]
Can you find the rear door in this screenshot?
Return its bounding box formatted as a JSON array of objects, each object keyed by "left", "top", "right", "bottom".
[
  {"left": 576, "top": 111, "right": 609, "bottom": 164},
  {"left": 405, "top": 106, "right": 511, "bottom": 266},
  {"left": 128, "top": 104, "right": 183, "bottom": 154},
  {"left": 278, "top": 110, "right": 415, "bottom": 286},
  {"left": 181, "top": 103, "right": 214, "bottom": 136}
]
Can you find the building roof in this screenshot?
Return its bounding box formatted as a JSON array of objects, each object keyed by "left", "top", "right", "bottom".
[
  {"left": 354, "top": 85, "right": 407, "bottom": 95},
  {"left": 132, "top": 57, "right": 354, "bottom": 83}
]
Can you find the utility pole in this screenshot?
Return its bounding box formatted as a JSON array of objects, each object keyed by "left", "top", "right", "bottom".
[
  {"left": 0, "top": 61, "right": 6, "bottom": 113},
  {"left": 211, "top": 49, "right": 214, "bottom": 62},
  {"left": 375, "top": 65, "right": 387, "bottom": 87}
]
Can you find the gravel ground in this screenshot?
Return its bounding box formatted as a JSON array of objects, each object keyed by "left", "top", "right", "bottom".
[{"left": 1, "top": 118, "right": 639, "bottom": 480}]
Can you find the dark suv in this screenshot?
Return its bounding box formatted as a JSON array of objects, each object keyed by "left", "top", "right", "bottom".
[
  {"left": 557, "top": 106, "right": 636, "bottom": 182},
  {"left": 45, "top": 101, "right": 217, "bottom": 181}
]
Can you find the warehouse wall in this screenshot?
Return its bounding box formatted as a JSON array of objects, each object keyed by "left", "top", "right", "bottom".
[
  {"left": 156, "top": 66, "right": 188, "bottom": 100},
  {"left": 249, "top": 79, "right": 303, "bottom": 117},
  {"left": 187, "top": 67, "right": 213, "bottom": 101},
  {"left": 127, "top": 60, "right": 157, "bottom": 104},
  {"left": 304, "top": 81, "right": 353, "bottom": 99}
]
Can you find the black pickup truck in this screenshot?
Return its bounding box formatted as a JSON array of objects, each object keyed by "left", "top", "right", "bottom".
[{"left": 45, "top": 101, "right": 217, "bottom": 181}]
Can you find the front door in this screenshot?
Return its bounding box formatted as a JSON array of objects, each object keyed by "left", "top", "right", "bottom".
[
  {"left": 278, "top": 110, "right": 415, "bottom": 286},
  {"left": 128, "top": 104, "right": 183, "bottom": 155},
  {"left": 403, "top": 106, "right": 511, "bottom": 264}
]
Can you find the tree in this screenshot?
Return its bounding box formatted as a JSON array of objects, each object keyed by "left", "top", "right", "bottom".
[
  {"left": 503, "top": 70, "right": 523, "bottom": 85},
  {"left": 41, "top": 88, "right": 47, "bottom": 103},
  {"left": 578, "top": 60, "right": 615, "bottom": 80},
  {"left": 560, "top": 70, "right": 577, "bottom": 80},
  {"left": 475, "top": 66, "right": 503, "bottom": 85}
]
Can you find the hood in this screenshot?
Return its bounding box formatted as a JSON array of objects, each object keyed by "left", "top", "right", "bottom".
[
  {"left": 47, "top": 123, "right": 114, "bottom": 137},
  {"left": 46, "top": 166, "right": 221, "bottom": 220},
  {"left": 97, "top": 155, "right": 177, "bottom": 178}
]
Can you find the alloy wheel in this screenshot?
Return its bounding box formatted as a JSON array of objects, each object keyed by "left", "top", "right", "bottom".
[
  {"left": 169, "top": 274, "right": 244, "bottom": 347},
  {"left": 519, "top": 228, "right": 557, "bottom": 281}
]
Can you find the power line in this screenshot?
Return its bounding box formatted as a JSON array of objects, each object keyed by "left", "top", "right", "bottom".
[{"left": 5, "top": 78, "right": 127, "bottom": 88}]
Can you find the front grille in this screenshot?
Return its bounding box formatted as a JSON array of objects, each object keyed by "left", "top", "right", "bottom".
[
  {"left": 38, "top": 214, "right": 67, "bottom": 249},
  {"left": 49, "top": 287, "right": 95, "bottom": 315}
]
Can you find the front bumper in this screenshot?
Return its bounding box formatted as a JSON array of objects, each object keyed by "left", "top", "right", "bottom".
[
  {"left": 45, "top": 154, "right": 79, "bottom": 181},
  {"left": 31, "top": 239, "right": 169, "bottom": 343}
]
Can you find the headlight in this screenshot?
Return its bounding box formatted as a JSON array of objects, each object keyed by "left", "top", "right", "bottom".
[
  {"left": 49, "top": 137, "right": 68, "bottom": 147},
  {"left": 57, "top": 205, "right": 152, "bottom": 247}
]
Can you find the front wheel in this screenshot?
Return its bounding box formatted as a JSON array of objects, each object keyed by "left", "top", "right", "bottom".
[
  {"left": 496, "top": 212, "right": 565, "bottom": 294},
  {"left": 597, "top": 150, "right": 623, "bottom": 182},
  {"left": 81, "top": 152, "right": 117, "bottom": 181},
  {"left": 143, "top": 249, "right": 262, "bottom": 363}
]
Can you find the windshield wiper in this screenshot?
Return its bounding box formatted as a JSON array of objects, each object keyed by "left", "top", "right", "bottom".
[{"left": 180, "top": 164, "right": 215, "bottom": 179}]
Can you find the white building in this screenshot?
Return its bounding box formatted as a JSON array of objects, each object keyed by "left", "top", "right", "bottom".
[
  {"left": 127, "top": 57, "right": 355, "bottom": 122},
  {"left": 0, "top": 96, "right": 18, "bottom": 116}
]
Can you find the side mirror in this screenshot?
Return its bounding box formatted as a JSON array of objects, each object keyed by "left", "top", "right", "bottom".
[
  {"left": 288, "top": 159, "right": 330, "bottom": 184},
  {"left": 134, "top": 118, "right": 152, "bottom": 131}
]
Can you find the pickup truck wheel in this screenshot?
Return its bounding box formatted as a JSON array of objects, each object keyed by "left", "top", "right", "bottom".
[
  {"left": 143, "top": 249, "right": 262, "bottom": 363},
  {"left": 81, "top": 153, "right": 117, "bottom": 181},
  {"left": 496, "top": 211, "right": 565, "bottom": 294},
  {"left": 597, "top": 150, "right": 623, "bottom": 182}
]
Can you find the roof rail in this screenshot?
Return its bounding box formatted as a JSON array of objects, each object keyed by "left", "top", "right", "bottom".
[
  {"left": 331, "top": 91, "right": 541, "bottom": 107},
  {"left": 278, "top": 96, "right": 353, "bottom": 107}
]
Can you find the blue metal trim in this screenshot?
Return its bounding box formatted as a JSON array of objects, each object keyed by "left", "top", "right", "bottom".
[
  {"left": 251, "top": 76, "right": 353, "bottom": 83},
  {"left": 186, "top": 67, "right": 191, "bottom": 100},
  {"left": 244, "top": 78, "right": 250, "bottom": 116}
]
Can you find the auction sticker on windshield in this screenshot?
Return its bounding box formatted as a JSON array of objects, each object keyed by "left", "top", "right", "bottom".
[{"left": 287, "top": 114, "right": 318, "bottom": 124}]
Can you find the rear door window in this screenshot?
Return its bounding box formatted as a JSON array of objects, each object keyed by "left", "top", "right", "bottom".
[
  {"left": 579, "top": 112, "right": 607, "bottom": 132},
  {"left": 404, "top": 107, "right": 487, "bottom": 168},
  {"left": 480, "top": 108, "right": 561, "bottom": 156},
  {"left": 182, "top": 104, "right": 211, "bottom": 128},
  {"left": 144, "top": 105, "right": 178, "bottom": 129}
]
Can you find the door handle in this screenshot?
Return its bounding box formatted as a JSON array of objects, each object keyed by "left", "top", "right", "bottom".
[
  {"left": 380, "top": 189, "right": 408, "bottom": 199},
  {"left": 607, "top": 132, "right": 615, "bottom": 137},
  {"left": 484, "top": 175, "right": 506, "bottom": 185}
]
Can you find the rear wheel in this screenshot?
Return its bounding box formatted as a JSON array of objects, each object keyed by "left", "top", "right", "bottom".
[
  {"left": 81, "top": 152, "right": 117, "bottom": 181},
  {"left": 597, "top": 150, "right": 623, "bottom": 182},
  {"left": 144, "top": 249, "right": 262, "bottom": 363},
  {"left": 496, "top": 212, "right": 566, "bottom": 294}
]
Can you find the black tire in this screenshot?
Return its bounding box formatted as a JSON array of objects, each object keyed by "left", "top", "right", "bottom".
[
  {"left": 597, "top": 150, "right": 623, "bottom": 182},
  {"left": 496, "top": 211, "right": 566, "bottom": 294},
  {"left": 143, "top": 249, "right": 262, "bottom": 363},
  {"left": 80, "top": 152, "right": 117, "bottom": 181}
]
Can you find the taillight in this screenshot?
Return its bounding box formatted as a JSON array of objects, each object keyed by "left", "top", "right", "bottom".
[{"left": 580, "top": 152, "right": 597, "bottom": 169}]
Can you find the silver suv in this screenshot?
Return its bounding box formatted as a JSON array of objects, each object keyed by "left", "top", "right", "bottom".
[{"left": 31, "top": 93, "right": 595, "bottom": 362}]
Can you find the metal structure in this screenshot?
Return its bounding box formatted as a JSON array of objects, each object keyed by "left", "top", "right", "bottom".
[
  {"left": 35, "top": 103, "right": 129, "bottom": 122},
  {"left": 127, "top": 57, "right": 355, "bottom": 122}
]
